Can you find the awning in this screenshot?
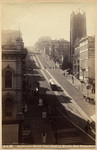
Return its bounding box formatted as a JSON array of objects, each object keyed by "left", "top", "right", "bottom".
[
  {"left": 90, "top": 115, "right": 96, "bottom": 122},
  {"left": 2, "top": 124, "right": 19, "bottom": 144}
]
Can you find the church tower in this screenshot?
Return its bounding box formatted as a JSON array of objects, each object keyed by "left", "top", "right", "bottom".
[{"left": 70, "top": 11, "right": 87, "bottom": 62}]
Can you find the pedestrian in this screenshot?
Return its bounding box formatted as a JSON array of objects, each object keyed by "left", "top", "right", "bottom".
[
  {"left": 84, "top": 124, "right": 89, "bottom": 133},
  {"left": 72, "top": 75, "right": 74, "bottom": 84},
  {"left": 42, "top": 131, "right": 47, "bottom": 144},
  {"left": 25, "top": 105, "right": 28, "bottom": 112},
  {"left": 92, "top": 82, "right": 95, "bottom": 94},
  {"left": 84, "top": 120, "right": 90, "bottom": 133}
]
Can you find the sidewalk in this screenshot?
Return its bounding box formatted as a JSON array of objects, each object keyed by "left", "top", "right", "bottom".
[
  {"left": 43, "top": 52, "right": 95, "bottom": 100},
  {"left": 42, "top": 52, "right": 95, "bottom": 121},
  {"left": 33, "top": 52, "right": 96, "bottom": 140},
  {"left": 66, "top": 75, "right": 95, "bottom": 100}
]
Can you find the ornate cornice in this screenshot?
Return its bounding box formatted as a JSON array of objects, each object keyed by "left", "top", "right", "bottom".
[
  {"left": 2, "top": 49, "right": 27, "bottom": 54},
  {"left": 2, "top": 50, "right": 27, "bottom": 59}
]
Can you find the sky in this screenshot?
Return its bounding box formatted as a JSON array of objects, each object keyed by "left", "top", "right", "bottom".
[{"left": 1, "top": 1, "right": 96, "bottom": 46}]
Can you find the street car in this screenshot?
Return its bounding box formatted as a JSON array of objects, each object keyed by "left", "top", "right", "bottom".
[{"left": 49, "top": 79, "right": 57, "bottom": 91}]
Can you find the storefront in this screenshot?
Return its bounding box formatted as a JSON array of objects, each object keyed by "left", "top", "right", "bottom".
[{"left": 2, "top": 124, "right": 19, "bottom": 144}]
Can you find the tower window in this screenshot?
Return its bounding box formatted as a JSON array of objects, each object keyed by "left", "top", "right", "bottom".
[
  {"left": 5, "top": 98, "right": 12, "bottom": 117},
  {"left": 5, "top": 70, "right": 12, "bottom": 88}
]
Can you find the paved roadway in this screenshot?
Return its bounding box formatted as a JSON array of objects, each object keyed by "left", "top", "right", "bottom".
[
  {"left": 34, "top": 52, "right": 95, "bottom": 121},
  {"left": 26, "top": 52, "right": 95, "bottom": 145}
]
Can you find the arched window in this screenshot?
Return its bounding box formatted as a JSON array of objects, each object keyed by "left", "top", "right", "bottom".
[
  {"left": 5, "top": 98, "right": 12, "bottom": 117},
  {"left": 5, "top": 70, "right": 12, "bottom": 88}
]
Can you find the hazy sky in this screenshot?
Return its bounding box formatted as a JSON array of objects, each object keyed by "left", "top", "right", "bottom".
[{"left": 1, "top": 1, "right": 96, "bottom": 46}]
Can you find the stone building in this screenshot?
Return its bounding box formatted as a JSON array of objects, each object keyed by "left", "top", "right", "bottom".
[
  {"left": 2, "top": 30, "right": 27, "bottom": 144},
  {"left": 49, "top": 39, "right": 70, "bottom": 67},
  {"left": 70, "top": 11, "right": 87, "bottom": 63},
  {"left": 35, "top": 38, "right": 70, "bottom": 68},
  {"left": 79, "top": 36, "right": 95, "bottom": 84},
  {"left": 73, "top": 39, "right": 80, "bottom": 78}
]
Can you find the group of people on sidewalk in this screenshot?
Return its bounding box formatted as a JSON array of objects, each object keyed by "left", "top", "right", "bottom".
[{"left": 70, "top": 74, "right": 95, "bottom": 103}]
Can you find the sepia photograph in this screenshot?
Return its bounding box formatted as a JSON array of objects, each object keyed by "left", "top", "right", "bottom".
[{"left": 0, "top": 0, "right": 96, "bottom": 149}]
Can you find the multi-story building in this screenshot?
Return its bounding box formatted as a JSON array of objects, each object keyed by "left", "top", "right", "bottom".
[
  {"left": 79, "top": 36, "right": 95, "bottom": 84},
  {"left": 35, "top": 36, "right": 51, "bottom": 53},
  {"left": 73, "top": 39, "right": 80, "bottom": 78},
  {"left": 35, "top": 38, "right": 70, "bottom": 68},
  {"left": 49, "top": 39, "right": 70, "bottom": 66},
  {"left": 70, "top": 11, "right": 87, "bottom": 63},
  {"left": 2, "top": 30, "right": 27, "bottom": 144}
]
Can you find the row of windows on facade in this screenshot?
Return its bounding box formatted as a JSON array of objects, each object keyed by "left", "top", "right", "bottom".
[
  {"left": 5, "top": 70, "right": 12, "bottom": 88},
  {"left": 5, "top": 98, "right": 12, "bottom": 117},
  {"left": 75, "top": 43, "right": 94, "bottom": 52},
  {"left": 4, "top": 67, "right": 26, "bottom": 88},
  {"left": 73, "top": 52, "right": 88, "bottom": 63},
  {"left": 4, "top": 70, "right": 13, "bottom": 117}
]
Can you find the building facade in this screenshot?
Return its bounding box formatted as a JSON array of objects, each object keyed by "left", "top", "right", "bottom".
[
  {"left": 2, "top": 30, "right": 27, "bottom": 144},
  {"left": 49, "top": 39, "right": 70, "bottom": 67},
  {"left": 35, "top": 38, "right": 70, "bottom": 68},
  {"left": 70, "top": 11, "right": 87, "bottom": 62},
  {"left": 79, "top": 36, "right": 95, "bottom": 84},
  {"left": 73, "top": 39, "right": 80, "bottom": 78}
]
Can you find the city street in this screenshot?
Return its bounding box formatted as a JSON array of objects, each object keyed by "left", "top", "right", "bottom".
[
  {"left": 22, "top": 51, "right": 95, "bottom": 145},
  {"left": 2, "top": 2, "right": 96, "bottom": 147},
  {"left": 34, "top": 52, "right": 95, "bottom": 122}
]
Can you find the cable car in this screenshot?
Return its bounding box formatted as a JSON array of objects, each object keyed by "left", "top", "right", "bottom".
[{"left": 49, "top": 79, "right": 57, "bottom": 90}]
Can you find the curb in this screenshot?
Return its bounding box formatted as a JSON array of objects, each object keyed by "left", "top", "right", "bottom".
[
  {"left": 59, "top": 71, "right": 94, "bottom": 100},
  {"left": 42, "top": 53, "right": 94, "bottom": 100},
  {"left": 65, "top": 76, "right": 87, "bottom": 97}
]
